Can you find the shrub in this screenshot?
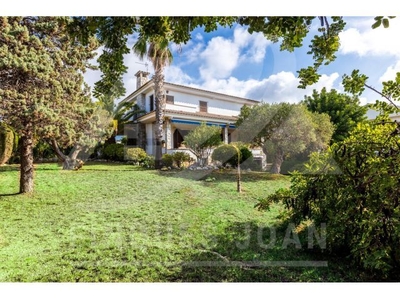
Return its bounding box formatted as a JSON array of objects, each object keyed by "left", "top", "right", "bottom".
[
  {"left": 212, "top": 143, "right": 253, "bottom": 167},
  {"left": 33, "top": 141, "right": 55, "bottom": 160},
  {"left": 103, "top": 144, "right": 124, "bottom": 161},
  {"left": 172, "top": 152, "right": 191, "bottom": 168},
  {"left": 161, "top": 154, "right": 174, "bottom": 167},
  {"left": 212, "top": 144, "right": 237, "bottom": 167},
  {"left": 280, "top": 156, "right": 307, "bottom": 174},
  {"left": 141, "top": 155, "right": 155, "bottom": 169},
  {"left": 125, "top": 147, "right": 148, "bottom": 163},
  {"left": 256, "top": 118, "right": 400, "bottom": 276}
]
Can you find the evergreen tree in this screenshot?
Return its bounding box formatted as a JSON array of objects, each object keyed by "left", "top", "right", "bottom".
[
  {"left": 0, "top": 17, "right": 98, "bottom": 193},
  {"left": 303, "top": 88, "right": 367, "bottom": 143}
]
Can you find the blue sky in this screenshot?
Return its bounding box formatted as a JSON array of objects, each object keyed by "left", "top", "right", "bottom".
[
  {"left": 83, "top": 16, "right": 400, "bottom": 111},
  {"left": 4, "top": 2, "right": 399, "bottom": 110}
]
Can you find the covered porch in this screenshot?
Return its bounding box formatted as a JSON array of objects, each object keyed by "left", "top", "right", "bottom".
[{"left": 138, "top": 110, "right": 238, "bottom": 156}]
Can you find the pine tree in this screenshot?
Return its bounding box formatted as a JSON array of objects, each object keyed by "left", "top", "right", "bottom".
[{"left": 0, "top": 17, "right": 98, "bottom": 193}]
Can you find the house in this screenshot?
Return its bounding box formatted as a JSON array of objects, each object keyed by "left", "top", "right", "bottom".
[{"left": 121, "top": 71, "right": 265, "bottom": 167}]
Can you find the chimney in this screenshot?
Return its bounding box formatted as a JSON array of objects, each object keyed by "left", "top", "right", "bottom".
[{"left": 135, "top": 70, "right": 150, "bottom": 90}]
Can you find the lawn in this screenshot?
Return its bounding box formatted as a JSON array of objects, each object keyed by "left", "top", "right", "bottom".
[{"left": 0, "top": 162, "right": 368, "bottom": 282}]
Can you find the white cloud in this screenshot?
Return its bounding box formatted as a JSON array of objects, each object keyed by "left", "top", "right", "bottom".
[
  {"left": 195, "top": 33, "right": 203, "bottom": 41},
  {"left": 246, "top": 71, "right": 340, "bottom": 103},
  {"left": 185, "top": 70, "right": 340, "bottom": 104},
  {"left": 181, "top": 42, "right": 205, "bottom": 64},
  {"left": 199, "top": 26, "right": 270, "bottom": 80},
  {"left": 234, "top": 27, "right": 270, "bottom": 63},
  {"left": 339, "top": 17, "right": 400, "bottom": 58},
  {"left": 165, "top": 66, "right": 193, "bottom": 85},
  {"left": 199, "top": 36, "right": 240, "bottom": 79},
  {"left": 379, "top": 60, "right": 400, "bottom": 82},
  {"left": 192, "top": 76, "right": 261, "bottom": 98}
]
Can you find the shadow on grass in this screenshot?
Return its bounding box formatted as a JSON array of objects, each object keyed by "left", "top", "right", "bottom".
[
  {"left": 157, "top": 168, "right": 285, "bottom": 183},
  {"left": 0, "top": 165, "right": 20, "bottom": 172},
  {"left": 166, "top": 220, "right": 375, "bottom": 282},
  {"left": 0, "top": 192, "right": 21, "bottom": 197}
]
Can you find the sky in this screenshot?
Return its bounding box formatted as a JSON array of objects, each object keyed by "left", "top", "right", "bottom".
[{"left": 82, "top": 16, "right": 400, "bottom": 114}]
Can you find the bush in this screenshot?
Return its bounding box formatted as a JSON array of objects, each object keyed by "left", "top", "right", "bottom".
[
  {"left": 172, "top": 152, "right": 191, "bottom": 168},
  {"left": 161, "top": 154, "right": 174, "bottom": 167},
  {"left": 103, "top": 144, "right": 124, "bottom": 161},
  {"left": 280, "top": 156, "right": 307, "bottom": 174},
  {"left": 125, "top": 147, "right": 148, "bottom": 163},
  {"left": 33, "top": 141, "right": 55, "bottom": 160},
  {"left": 212, "top": 143, "right": 253, "bottom": 167},
  {"left": 212, "top": 144, "right": 237, "bottom": 167},
  {"left": 256, "top": 118, "right": 400, "bottom": 276},
  {"left": 141, "top": 155, "right": 155, "bottom": 168}
]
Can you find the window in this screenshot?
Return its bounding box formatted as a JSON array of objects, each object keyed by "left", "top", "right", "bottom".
[
  {"left": 166, "top": 95, "right": 174, "bottom": 104},
  {"left": 149, "top": 94, "right": 154, "bottom": 111},
  {"left": 199, "top": 101, "right": 207, "bottom": 113}
]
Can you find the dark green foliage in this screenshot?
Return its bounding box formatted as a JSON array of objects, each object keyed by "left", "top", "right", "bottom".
[
  {"left": 33, "top": 141, "right": 55, "bottom": 160},
  {"left": 211, "top": 144, "right": 237, "bottom": 167},
  {"left": 103, "top": 144, "right": 124, "bottom": 161},
  {"left": 371, "top": 16, "right": 395, "bottom": 29},
  {"left": 303, "top": 88, "right": 367, "bottom": 143},
  {"left": 161, "top": 153, "right": 174, "bottom": 167},
  {"left": 212, "top": 143, "right": 253, "bottom": 167},
  {"left": 256, "top": 112, "right": 400, "bottom": 275},
  {"left": 172, "top": 152, "right": 191, "bottom": 168}
]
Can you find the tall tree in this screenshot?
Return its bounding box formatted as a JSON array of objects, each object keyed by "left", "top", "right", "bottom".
[
  {"left": 237, "top": 103, "right": 333, "bottom": 174},
  {"left": 133, "top": 34, "right": 173, "bottom": 169},
  {"left": 0, "top": 17, "right": 97, "bottom": 193},
  {"left": 303, "top": 88, "right": 367, "bottom": 143}
]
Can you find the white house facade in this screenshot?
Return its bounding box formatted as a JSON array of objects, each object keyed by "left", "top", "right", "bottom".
[{"left": 121, "top": 71, "right": 264, "bottom": 165}]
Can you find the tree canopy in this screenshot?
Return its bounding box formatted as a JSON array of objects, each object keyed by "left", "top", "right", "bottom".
[
  {"left": 303, "top": 88, "right": 368, "bottom": 143},
  {"left": 237, "top": 103, "right": 333, "bottom": 173}
]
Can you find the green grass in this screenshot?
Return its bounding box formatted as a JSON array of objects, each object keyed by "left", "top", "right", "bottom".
[{"left": 0, "top": 163, "right": 370, "bottom": 282}]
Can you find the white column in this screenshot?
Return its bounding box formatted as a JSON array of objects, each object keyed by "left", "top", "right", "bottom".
[
  {"left": 165, "top": 118, "right": 172, "bottom": 150},
  {"left": 146, "top": 123, "right": 153, "bottom": 155},
  {"left": 224, "top": 125, "right": 229, "bottom": 144}
]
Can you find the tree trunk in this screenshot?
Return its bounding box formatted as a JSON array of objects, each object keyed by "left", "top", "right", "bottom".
[
  {"left": 154, "top": 63, "right": 166, "bottom": 169},
  {"left": 271, "top": 147, "right": 284, "bottom": 174},
  {"left": 19, "top": 134, "right": 34, "bottom": 193},
  {"left": 50, "top": 140, "right": 83, "bottom": 170}
]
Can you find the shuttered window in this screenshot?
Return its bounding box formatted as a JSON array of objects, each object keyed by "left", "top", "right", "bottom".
[
  {"left": 149, "top": 95, "right": 154, "bottom": 111},
  {"left": 199, "top": 101, "right": 207, "bottom": 113}
]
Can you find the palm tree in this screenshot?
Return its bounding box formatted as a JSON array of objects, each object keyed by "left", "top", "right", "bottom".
[
  {"left": 133, "top": 36, "right": 172, "bottom": 169},
  {"left": 97, "top": 94, "right": 144, "bottom": 138}
]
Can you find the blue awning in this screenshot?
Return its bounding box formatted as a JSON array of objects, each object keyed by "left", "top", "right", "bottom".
[{"left": 171, "top": 119, "right": 236, "bottom": 128}]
